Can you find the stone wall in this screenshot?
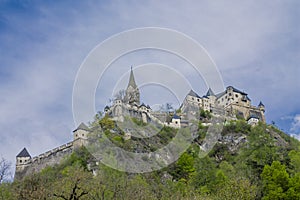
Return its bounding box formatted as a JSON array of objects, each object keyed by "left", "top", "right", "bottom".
[{"left": 15, "top": 142, "right": 74, "bottom": 180}]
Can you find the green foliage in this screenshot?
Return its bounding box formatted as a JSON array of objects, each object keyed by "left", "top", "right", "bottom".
[
  {"left": 222, "top": 119, "right": 251, "bottom": 135},
  {"left": 0, "top": 183, "right": 13, "bottom": 200},
  {"left": 261, "top": 161, "right": 290, "bottom": 199},
  {"left": 213, "top": 178, "right": 257, "bottom": 200},
  {"left": 99, "top": 115, "right": 115, "bottom": 130},
  {"left": 131, "top": 117, "right": 147, "bottom": 126},
  {"left": 6, "top": 119, "right": 300, "bottom": 199},
  {"left": 288, "top": 150, "right": 300, "bottom": 173},
  {"left": 200, "top": 109, "right": 212, "bottom": 119},
  {"left": 170, "top": 152, "right": 195, "bottom": 181}
]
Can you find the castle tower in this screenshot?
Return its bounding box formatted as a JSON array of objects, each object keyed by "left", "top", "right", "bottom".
[
  {"left": 258, "top": 101, "right": 265, "bottom": 113},
  {"left": 15, "top": 148, "right": 31, "bottom": 173},
  {"left": 124, "top": 67, "right": 140, "bottom": 105},
  {"left": 258, "top": 101, "right": 266, "bottom": 122},
  {"left": 73, "top": 122, "right": 90, "bottom": 148}
]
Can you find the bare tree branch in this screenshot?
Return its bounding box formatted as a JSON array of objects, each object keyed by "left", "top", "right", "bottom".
[{"left": 0, "top": 157, "right": 11, "bottom": 184}]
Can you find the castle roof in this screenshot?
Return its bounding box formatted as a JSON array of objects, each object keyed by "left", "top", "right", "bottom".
[
  {"left": 127, "top": 66, "right": 137, "bottom": 89},
  {"left": 17, "top": 148, "right": 31, "bottom": 158},
  {"left": 216, "top": 86, "right": 250, "bottom": 100},
  {"left": 173, "top": 114, "right": 181, "bottom": 119},
  {"left": 258, "top": 101, "right": 265, "bottom": 107},
  {"left": 140, "top": 103, "right": 146, "bottom": 107},
  {"left": 242, "top": 95, "right": 251, "bottom": 101},
  {"left": 73, "top": 122, "right": 89, "bottom": 132},
  {"left": 206, "top": 88, "right": 215, "bottom": 96},
  {"left": 227, "top": 86, "right": 248, "bottom": 95},
  {"left": 187, "top": 90, "right": 200, "bottom": 98},
  {"left": 216, "top": 91, "right": 226, "bottom": 98}
]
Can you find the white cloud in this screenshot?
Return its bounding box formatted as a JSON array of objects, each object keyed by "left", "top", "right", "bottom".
[
  {"left": 290, "top": 134, "right": 300, "bottom": 141},
  {"left": 291, "top": 114, "right": 300, "bottom": 132}
]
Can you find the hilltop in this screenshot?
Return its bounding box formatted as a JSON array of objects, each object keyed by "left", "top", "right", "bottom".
[
  {"left": 5, "top": 68, "right": 300, "bottom": 199},
  {"left": 1, "top": 117, "right": 300, "bottom": 199}
]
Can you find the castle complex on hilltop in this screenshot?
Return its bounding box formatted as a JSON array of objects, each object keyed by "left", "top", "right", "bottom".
[
  {"left": 15, "top": 67, "right": 265, "bottom": 180},
  {"left": 106, "top": 67, "right": 265, "bottom": 127}
]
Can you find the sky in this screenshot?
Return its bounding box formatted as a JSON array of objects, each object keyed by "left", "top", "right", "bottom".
[{"left": 0, "top": 0, "right": 299, "bottom": 176}]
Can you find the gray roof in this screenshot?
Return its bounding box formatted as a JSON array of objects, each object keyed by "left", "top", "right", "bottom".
[
  {"left": 17, "top": 148, "right": 31, "bottom": 158},
  {"left": 187, "top": 90, "right": 200, "bottom": 98},
  {"left": 206, "top": 88, "right": 215, "bottom": 96},
  {"left": 73, "top": 122, "right": 89, "bottom": 132},
  {"left": 216, "top": 91, "right": 226, "bottom": 98},
  {"left": 127, "top": 67, "right": 137, "bottom": 89}
]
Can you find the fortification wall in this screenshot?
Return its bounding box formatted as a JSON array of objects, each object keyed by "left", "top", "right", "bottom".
[{"left": 15, "top": 142, "right": 74, "bottom": 180}]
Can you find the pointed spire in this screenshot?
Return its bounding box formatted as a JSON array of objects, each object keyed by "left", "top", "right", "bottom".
[
  {"left": 17, "top": 148, "right": 31, "bottom": 158},
  {"left": 206, "top": 88, "right": 215, "bottom": 96},
  {"left": 258, "top": 101, "right": 265, "bottom": 107},
  {"left": 127, "top": 66, "right": 137, "bottom": 89}
]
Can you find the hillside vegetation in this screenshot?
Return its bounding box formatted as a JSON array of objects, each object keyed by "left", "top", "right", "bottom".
[{"left": 1, "top": 117, "right": 300, "bottom": 200}]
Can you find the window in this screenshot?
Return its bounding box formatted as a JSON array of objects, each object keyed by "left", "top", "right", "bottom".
[
  {"left": 229, "top": 93, "right": 232, "bottom": 96},
  {"left": 192, "top": 97, "right": 194, "bottom": 100},
  {"left": 20, "top": 160, "right": 22, "bottom": 163},
  {"left": 235, "top": 94, "right": 238, "bottom": 98},
  {"left": 82, "top": 134, "right": 84, "bottom": 137}
]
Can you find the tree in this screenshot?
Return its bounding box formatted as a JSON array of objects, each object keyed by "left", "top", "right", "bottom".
[
  {"left": 261, "top": 161, "right": 290, "bottom": 199},
  {"left": 0, "top": 157, "right": 11, "bottom": 184},
  {"left": 171, "top": 152, "right": 195, "bottom": 181},
  {"left": 288, "top": 150, "right": 300, "bottom": 173},
  {"left": 52, "top": 165, "right": 92, "bottom": 200},
  {"left": 214, "top": 178, "right": 257, "bottom": 200}
]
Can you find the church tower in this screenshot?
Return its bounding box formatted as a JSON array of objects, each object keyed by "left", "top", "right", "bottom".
[{"left": 124, "top": 67, "right": 140, "bottom": 105}]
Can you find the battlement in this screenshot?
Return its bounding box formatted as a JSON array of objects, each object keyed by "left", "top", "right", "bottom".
[{"left": 29, "top": 141, "right": 74, "bottom": 165}]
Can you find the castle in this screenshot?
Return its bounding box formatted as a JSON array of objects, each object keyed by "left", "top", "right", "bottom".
[
  {"left": 15, "top": 67, "right": 265, "bottom": 180},
  {"left": 106, "top": 67, "right": 265, "bottom": 127}
]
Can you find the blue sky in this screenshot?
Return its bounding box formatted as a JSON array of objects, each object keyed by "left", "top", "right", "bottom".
[{"left": 0, "top": 0, "right": 300, "bottom": 173}]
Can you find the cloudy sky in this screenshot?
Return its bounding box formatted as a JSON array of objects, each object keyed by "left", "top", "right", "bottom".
[{"left": 0, "top": 0, "right": 299, "bottom": 174}]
